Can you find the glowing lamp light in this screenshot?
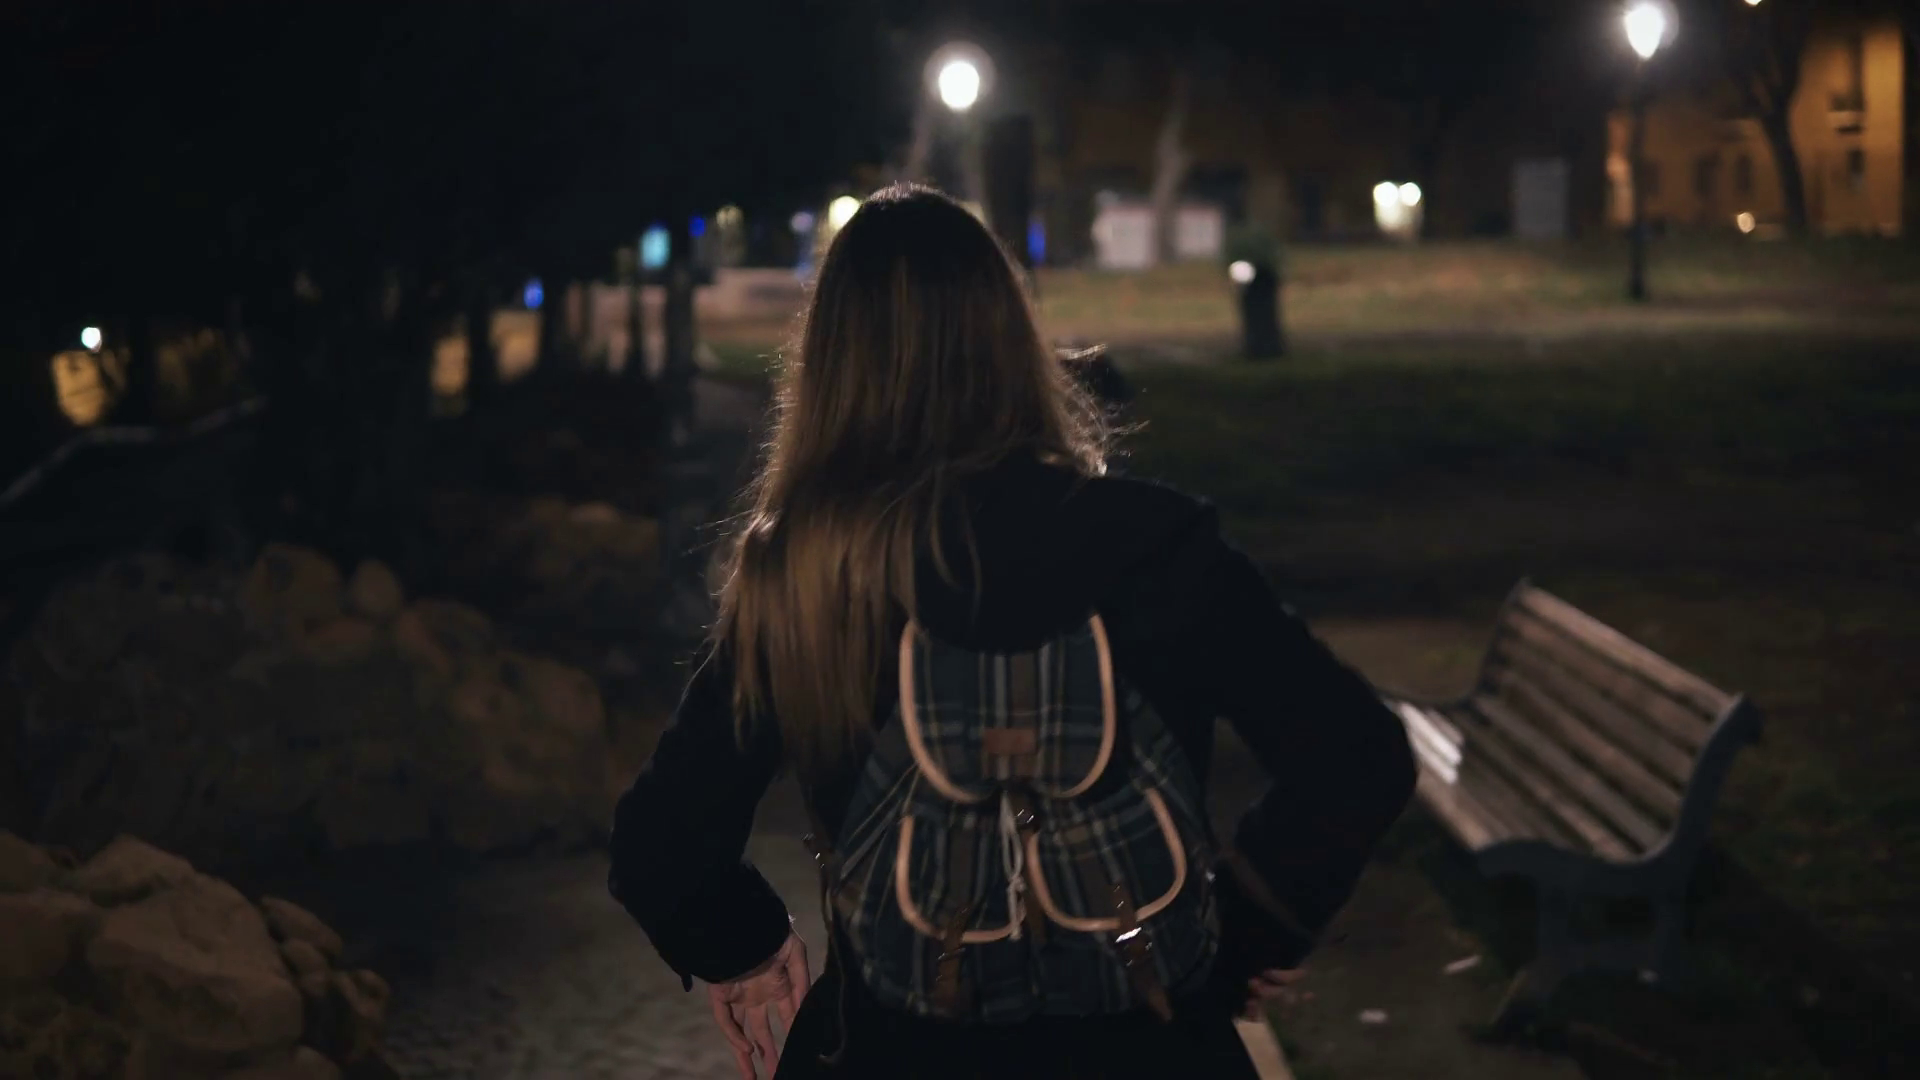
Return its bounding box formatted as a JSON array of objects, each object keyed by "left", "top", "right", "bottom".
[
  {"left": 1625, "top": 2, "right": 1669, "bottom": 61},
  {"left": 1373, "top": 182, "right": 1401, "bottom": 208},
  {"left": 1228, "top": 260, "right": 1256, "bottom": 285},
  {"left": 641, "top": 225, "right": 670, "bottom": 270},
  {"left": 1744, "top": 0, "right": 1761, "bottom": 6},
  {"left": 1398, "top": 182, "right": 1423, "bottom": 208},
  {"left": 937, "top": 59, "right": 982, "bottom": 112},
  {"left": 689, "top": 216, "right": 707, "bottom": 239},
  {"left": 522, "top": 279, "right": 544, "bottom": 310},
  {"left": 80, "top": 326, "right": 103, "bottom": 352},
  {"left": 1736, "top": 211, "right": 1757, "bottom": 234},
  {"left": 827, "top": 196, "right": 860, "bottom": 232},
  {"left": 790, "top": 210, "right": 816, "bottom": 234}
]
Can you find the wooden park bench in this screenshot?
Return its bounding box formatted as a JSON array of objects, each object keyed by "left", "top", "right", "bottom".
[{"left": 1381, "top": 581, "right": 1763, "bottom": 1028}]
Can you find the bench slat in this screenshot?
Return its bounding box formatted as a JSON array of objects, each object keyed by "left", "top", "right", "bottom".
[
  {"left": 1415, "top": 770, "right": 1508, "bottom": 851},
  {"left": 1491, "top": 657, "right": 1691, "bottom": 813},
  {"left": 1453, "top": 706, "right": 1639, "bottom": 861},
  {"left": 1466, "top": 697, "right": 1666, "bottom": 856},
  {"left": 1515, "top": 589, "right": 1734, "bottom": 721},
  {"left": 1498, "top": 609, "right": 1710, "bottom": 753},
  {"left": 1450, "top": 734, "right": 1590, "bottom": 852}
]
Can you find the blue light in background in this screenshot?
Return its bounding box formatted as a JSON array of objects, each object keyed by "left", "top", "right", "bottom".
[
  {"left": 1027, "top": 218, "right": 1046, "bottom": 264},
  {"left": 689, "top": 216, "right": 707, "bottom": 239},
  {"left": 523, "top": 278, "right": 544, "bottom": 310},
  {"left": 640, "top": 225, "right": 670, "bottom": 270}
]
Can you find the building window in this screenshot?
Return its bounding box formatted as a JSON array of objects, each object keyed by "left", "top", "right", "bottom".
[
  {"left": 1733, "top": 153, "right": 1753, "bottom": 196},
  {"left": 1694, "top": 154, "right": 1720, "bottom": 201},
  {"left": 1846, "top": 148, "right": 1866, "bottom": 192}
]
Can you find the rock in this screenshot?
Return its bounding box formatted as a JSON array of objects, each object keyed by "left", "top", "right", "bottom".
[
  {"left": 327, "top": 970, "right": 386, "bottom": 1063},
  {"left": 503, "top": 652, "right": 606, "bottom": 740},
  {"left": 240, "top": 544, "right": 345, "bottom": 642},
  {"left": 280, "top": 939, "right": 330, "bottom": 980},
  {"left": 0, "top": 829, "right": 57, "bottom": 892},
  {"left": 0, "top": 888, "right": 102, "bottom": 986},
  {"left": 0, "top": 990, "right": 138, "bottom": 1080},
  {"left": 567, "top": 501, "right": 623, "bottom": 525},
  {"left": 259, "top": 897, "right": 344, "bottom": 962},
  {"left": 347, "top": 969, "right": 390, "bottom": 1014},
  {"left": 344, "top": 561, "right": 404, "bottom": 623},
  {"left": 224, "top": 1045, "right": 344, "bottom": 1080},
  {"left": 297, "top": 616, "right": 381, "bottom": 666},
  {"left": 295, "top": 969, "right": 336, "bottom": 1053},
  {"left": 390, "top": 599, "right": 494, "bottom": 680},
  {"left": 446, "top": 673, "right": 525, "bottom": 734},
  {"left": 66, "top": 834, "right": 197, "bottom": 905},
  {"left": 86, "top": 873, "right": 304, "bottom": 1058}
]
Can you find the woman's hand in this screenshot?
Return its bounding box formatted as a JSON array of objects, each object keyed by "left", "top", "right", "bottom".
[
  {"left": 1243, "top": 966, "right": 1309, "bottom": 1021},
  {"left": 707, "top": 931, "right": 812, "bottom": 1079}
]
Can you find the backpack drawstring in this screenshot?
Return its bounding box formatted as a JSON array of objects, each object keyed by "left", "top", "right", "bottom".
[{"left": 998, "top": 792, "right": 1028, "bottom": 939}]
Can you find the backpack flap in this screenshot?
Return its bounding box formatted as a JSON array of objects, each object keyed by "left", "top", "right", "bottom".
[{"left": 897, "top": 619, "right": 1116, "bottom": 803}]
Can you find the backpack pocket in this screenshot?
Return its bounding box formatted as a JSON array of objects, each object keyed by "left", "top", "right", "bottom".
[{"left": 1023, "top": 774, "right": 1219, "bottom": 1015}]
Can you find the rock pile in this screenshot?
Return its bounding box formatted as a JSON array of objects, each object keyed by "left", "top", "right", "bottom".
[
  {"left": 429, "top": 494, "right": 664, "bottom": 632},
  {"left": 7, "top": 545, "right": 618, "bottom": 863},
  {"left": 0, "top": 832, "right": 395, "bottom": 1079}
]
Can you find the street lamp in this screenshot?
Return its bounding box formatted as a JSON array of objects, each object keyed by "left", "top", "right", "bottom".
[
  {"left": 937, "top": 58, "right": 981, "bottom": 112},
  {"left": 916, "top": 43, "right": 994, "bottom": 206},
  {"left": 1623, "top": 1, "right": 1673, "bottom": 302}
]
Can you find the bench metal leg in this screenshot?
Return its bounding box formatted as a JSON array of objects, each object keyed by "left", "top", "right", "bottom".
[
  {"left": 1486, "top": 888, "right": 1574, "bottom": 1036},
  {"left": 1645, "top": 890, "right": 1690, "bottom": 989}
]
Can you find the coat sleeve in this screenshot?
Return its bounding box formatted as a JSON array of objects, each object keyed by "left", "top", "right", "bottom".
[
  {"left": 1149, "top": 508, "right": 1417, "bottom": 967},
  {"left": 607, "top": 648, "right": 791, "bottom": 990}
]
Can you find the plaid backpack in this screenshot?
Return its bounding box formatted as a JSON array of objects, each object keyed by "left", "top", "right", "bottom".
[{"left": 805, "top": 614, "right": 1219, "bottom": 1024}]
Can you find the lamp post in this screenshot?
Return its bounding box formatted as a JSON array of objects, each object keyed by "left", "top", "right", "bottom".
[
  {"left": 1624, "top": 2, "right": 1671, "bottom": 302},
  {"left": 914, "top": 43, "right": 993, "bottom": 207}
]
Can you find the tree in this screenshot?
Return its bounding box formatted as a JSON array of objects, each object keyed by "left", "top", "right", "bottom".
[
  {"left": 1707, "top": 0, "right": 1818, "bottom": 233},
  {"left": 1148, "top": 68, "right": 1192, "bottom": 266}
]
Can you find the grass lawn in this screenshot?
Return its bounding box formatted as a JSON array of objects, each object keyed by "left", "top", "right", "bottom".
[
  {"left": 1117, "top": 338, "right": 1919, "bottom": 1077},
  {"left": 1037, "top": 238, "right": 1920, "bottom": 344}
]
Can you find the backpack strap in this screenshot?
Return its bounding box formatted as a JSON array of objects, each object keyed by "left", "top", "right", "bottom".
[
  {"left": 799, "top": 791, "right": 851, "bottom": 1067},
  {"left": 931, "top": 902, "right": 976, "bottom": 1015},
  {"left": 1111, "top": 884, "right": 1174, "bottom": 1022}
]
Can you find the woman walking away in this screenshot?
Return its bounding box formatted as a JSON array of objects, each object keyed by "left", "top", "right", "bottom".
[{"left": 608, "top": 185, "right": 1416, "bottom": 1079}]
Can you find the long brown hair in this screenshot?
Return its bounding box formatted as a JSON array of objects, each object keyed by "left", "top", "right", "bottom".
[{"left": 713, "top": 184, "right": 1107, "bottom": 780}]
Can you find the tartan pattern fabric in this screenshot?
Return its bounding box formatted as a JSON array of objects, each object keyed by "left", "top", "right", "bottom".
[
  {"left": 909, "top": 621, "right": 1111, "bottom": 799},
  {"left": 823, "top": 620, "right": 1220, "bottom": 1023}
]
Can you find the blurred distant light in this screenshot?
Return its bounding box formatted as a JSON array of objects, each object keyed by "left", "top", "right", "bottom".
[
  {"left": 522, "top": 279, "right": 544, "bottom": 310},
  {"left": 80, "top": 326, "right": 103, "bottom": 352},
  {"left": 1373, "top": 182, "right": 1400, "bottom": 207},
  {"left": 1228, "top": 260, "right": 1255, "bottom": 285},
  {"left": 1736, "top": 211, "right": 1757, "bottom": 233},
  {"left": 1027, "top": 217, "right": 1046, "bottom": 264},
  {"left": 641, "top": 225, "right": 670, "bottom": 270},
  {"left": 689, "top": 215, "right": 707, "bottom": 239},
  {"left": 1398, "top": 182, "right": 1423, "bottom": 207},
  {"left": 827, "top": 196, "right": 860, "bottom": 232},
  {"left": 790, "top": 210, "right": 817, "bottom": 234},
  {"left": 937, "top": 58, "right": 982, "bottom": 111},
  {"left": 1743, "top": 0, "right": 1761, "bottom": 6},
  {"left": 1625, "top": 2, "right": 1670, "bottom": 61},
  {"left": 717, "top": 205, "right": 744, "bottom": 228}
]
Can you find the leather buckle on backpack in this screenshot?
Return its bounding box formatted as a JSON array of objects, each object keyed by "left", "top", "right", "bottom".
[{"left": 1111, "top": 885, "right": 1174, "bottom": 1022}]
